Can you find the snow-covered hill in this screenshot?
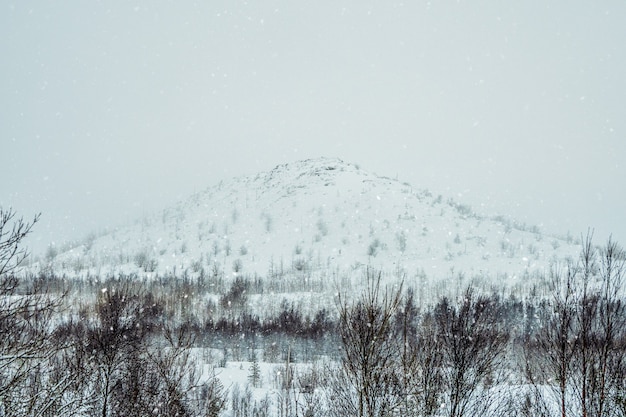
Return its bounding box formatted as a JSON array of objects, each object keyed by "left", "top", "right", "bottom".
[{"left": 40, "top": 157, "right": 580, "bottom": 289}]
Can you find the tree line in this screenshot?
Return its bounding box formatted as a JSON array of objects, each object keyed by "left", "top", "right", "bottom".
[
  {"left": 329, "top": 235, "right": 626, "bottom": 417},
  {"left": 2, "top": 207, "right": 626, "bottom": 417}
]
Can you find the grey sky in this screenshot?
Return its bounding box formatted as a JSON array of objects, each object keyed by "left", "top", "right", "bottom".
[{"left": 2, "top": 1, "right": 625, "bottom": 254}]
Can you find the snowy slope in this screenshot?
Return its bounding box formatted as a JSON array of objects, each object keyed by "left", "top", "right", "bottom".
[{"left": 42, "top": 157, "right": 580, "bottom": 289}]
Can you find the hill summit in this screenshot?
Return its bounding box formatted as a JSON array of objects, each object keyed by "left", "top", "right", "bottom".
[{"left": 45, "top": 157, "right": 578, "bottom": 288}]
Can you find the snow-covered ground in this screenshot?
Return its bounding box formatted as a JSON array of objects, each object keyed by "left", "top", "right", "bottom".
[
  {"left": 16, "top": 158, "right": 608, "bottom": 417},
  {"left": 35, "top": 157, "right": 579, "bottom": 295}
]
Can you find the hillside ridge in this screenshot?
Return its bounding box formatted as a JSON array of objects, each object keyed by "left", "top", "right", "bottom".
[{"left": 40, "top": 157, "right": 579, "bottom": 287}]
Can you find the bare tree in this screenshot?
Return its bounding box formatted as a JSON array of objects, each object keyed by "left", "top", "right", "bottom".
[
  {"left": 0, "top": 208, "right": 39, "bottom": 277},
  {"left": 413, "top": 310, "right": 445, "bottom": 416},
  {"left": 290, "top": 364, "right": 323, "bottom": 417},
  {"left": 530, "top": 264, "right": 578, "bottom": 417},
  {"left": 0, "top": 208, "right": 68, "bottom": 417},
  {"left": 86, "top": 285, "right": 149, "bottom": 417},
  {"left": 575, "top": 234, "right": 599, "bottom": 417},
  {"left": 145, "top": 324, "right": 208, "bottom": 417},
  {"left": 57, "top": 284, "right": 227, "bottom": 417},
  {"left": 595, "top": 238, "right": 626, "bottom": 417},
  {"left": 192, "top": 371, "right": 227, "bottom": 417},
  {"left": 393, "top": 287, "right": 444, "bottom": 416},
  {"left": 526, "top": 235, "right": 626, "bottom": 417},
  {"left": 334, "top": 268, "right": 403, "bottom": 417},
  {"left": 433, "top": 287, "right": 509, "bottom": 417},
  {"left": 574, "top": 236, "right": 626, "bottom": 417}
]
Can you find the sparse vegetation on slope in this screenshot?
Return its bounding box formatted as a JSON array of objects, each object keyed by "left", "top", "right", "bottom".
[{"left": 5, "top": 160, "right": 621, "bottom": 416}]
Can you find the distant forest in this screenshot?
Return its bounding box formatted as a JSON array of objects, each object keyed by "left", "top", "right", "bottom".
[{"left": 2, "top": 207, "right": 626, "bottom": 417}]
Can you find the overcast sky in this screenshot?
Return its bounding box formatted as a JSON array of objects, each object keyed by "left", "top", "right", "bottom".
[{"left": 2, "top": 1, "right": 625, "bottom": 255}]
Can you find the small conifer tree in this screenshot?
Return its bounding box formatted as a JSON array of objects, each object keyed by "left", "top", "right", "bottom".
[{"left": 248, "top": 350, "right": 262, "bottom": 388}]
